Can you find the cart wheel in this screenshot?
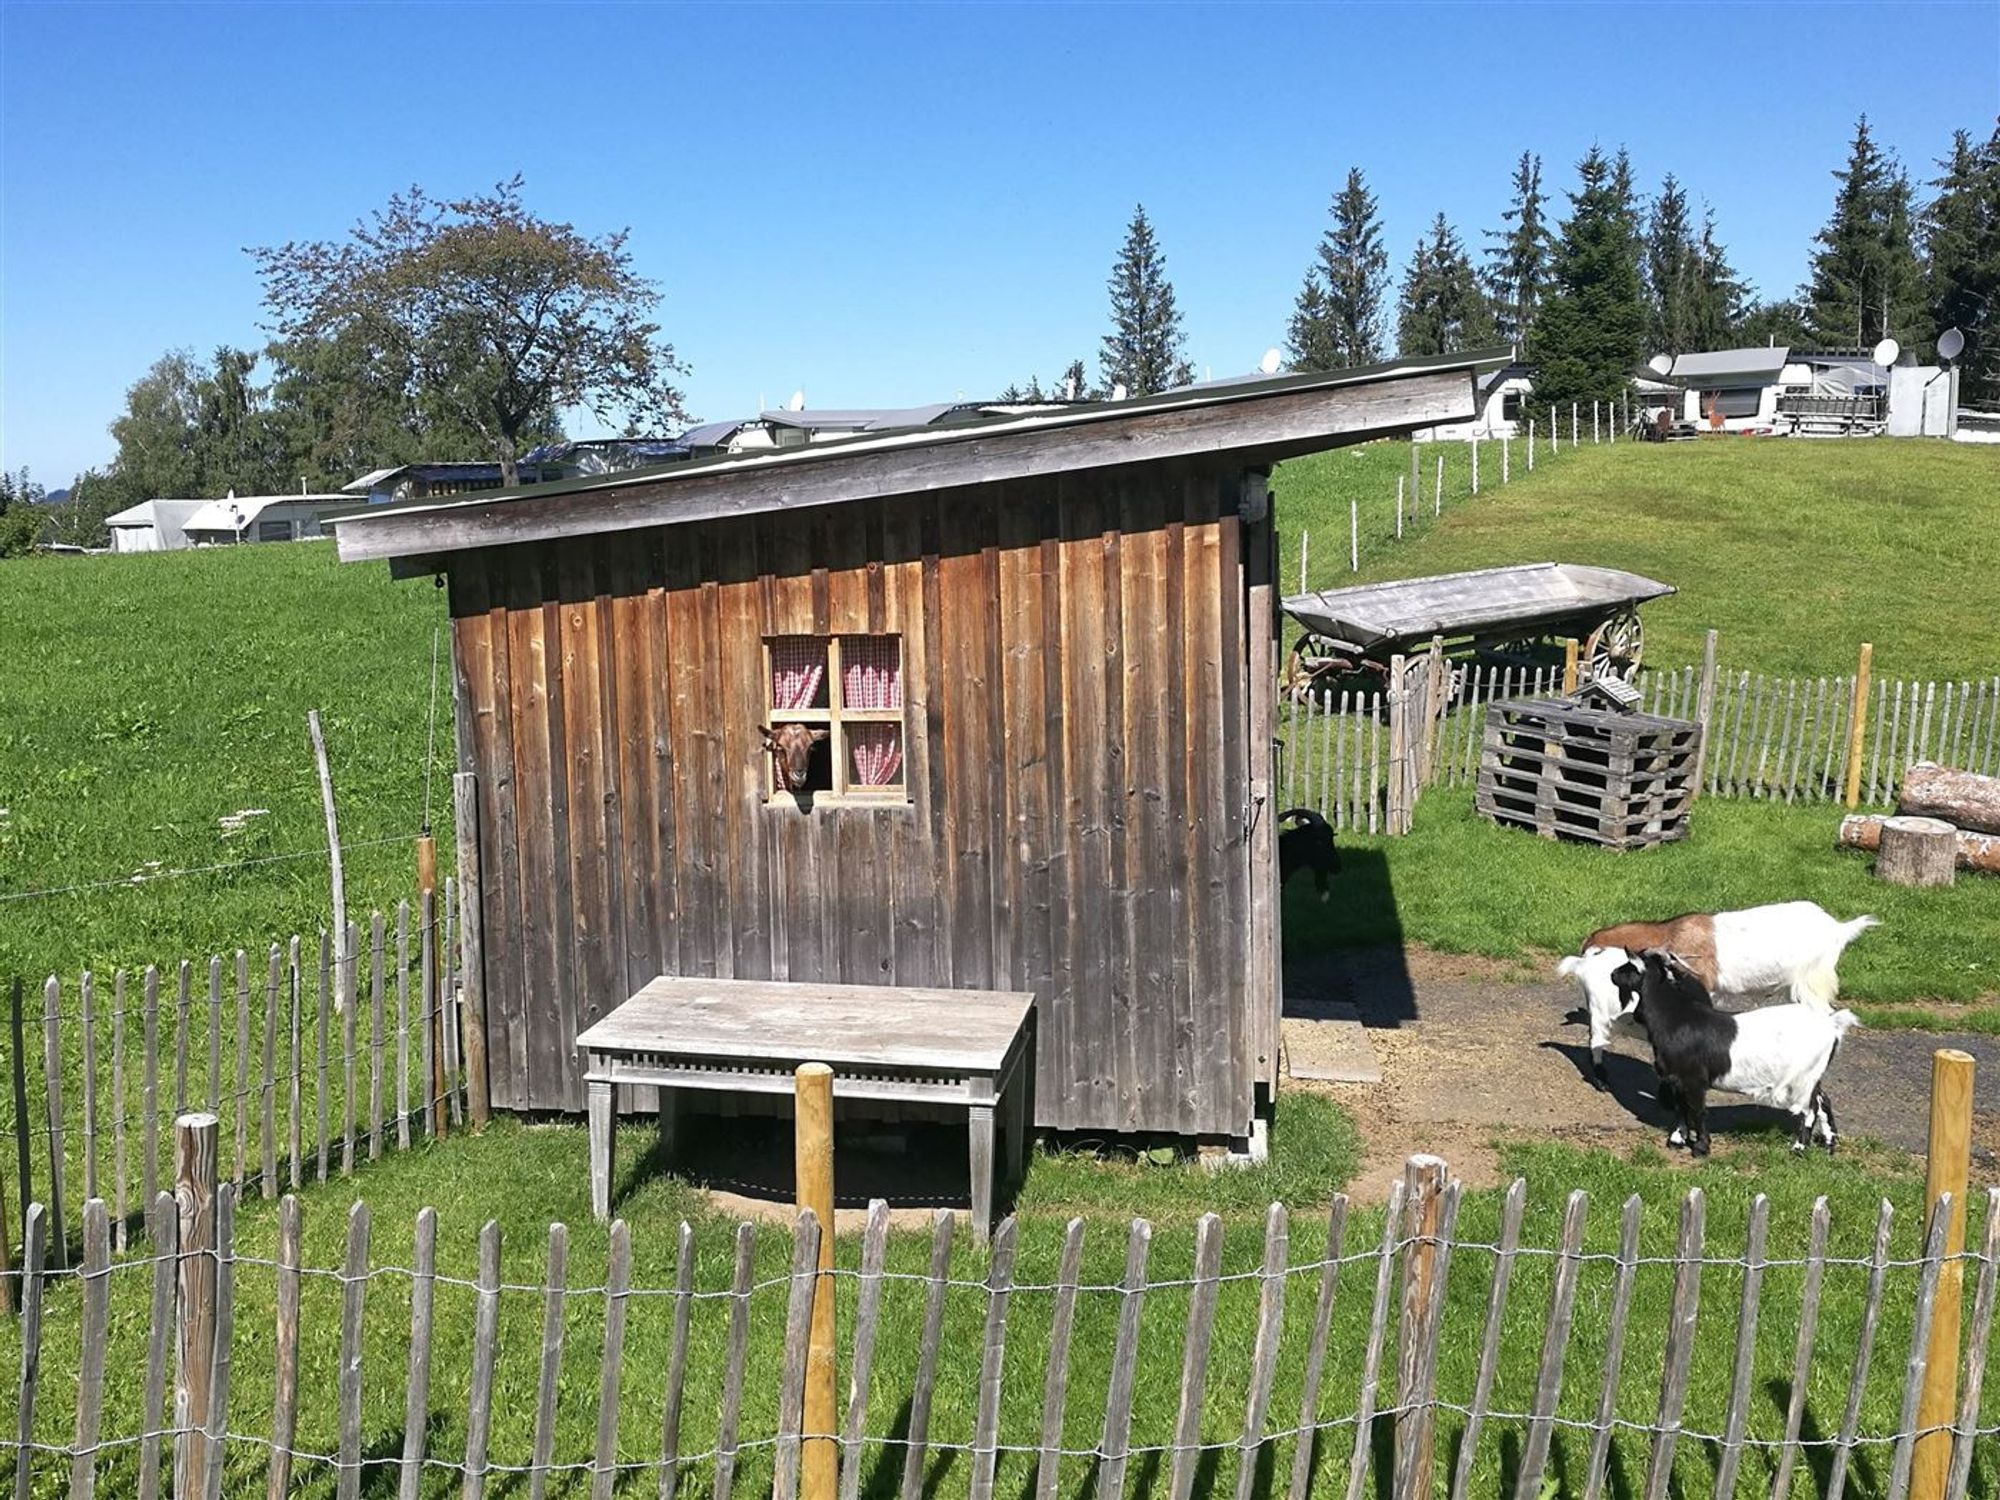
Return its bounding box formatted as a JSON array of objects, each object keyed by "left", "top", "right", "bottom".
[{"left": 1583, "top": 609, "right": 1644, "bottom": 681}]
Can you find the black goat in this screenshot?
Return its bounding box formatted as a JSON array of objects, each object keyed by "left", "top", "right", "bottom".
[
  {"left": 1277, "top": 808, "right": 1341, "bottom": 900},
  {"left": 1611, "top": 950, "right": 1855, "bottom": 1158}
]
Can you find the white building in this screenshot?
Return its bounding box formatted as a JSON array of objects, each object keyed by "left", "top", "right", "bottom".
[
  {"left": 104, "top": 499, "right": 205, "bottom": 552},
  {"left": 180, "top": 494, "right": 352, "bottom": 546},
  {"left": 1414, "top": 362, "right": 1533, "bottom": 440}
]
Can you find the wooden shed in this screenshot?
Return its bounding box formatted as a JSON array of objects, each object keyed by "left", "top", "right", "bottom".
[{"left": 331, "top": 353, "right": 1488, "bottom": 1144}]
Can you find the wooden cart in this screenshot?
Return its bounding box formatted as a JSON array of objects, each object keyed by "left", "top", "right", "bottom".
[{"left": 1281, "top": 562, "right": 1674, "bottom": 702}]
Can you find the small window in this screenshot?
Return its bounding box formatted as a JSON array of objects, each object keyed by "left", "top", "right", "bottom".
[
  {"left": 1707, "top": 387, "right": 1764, "bottom": 419},
  {"left": 1500, "top": 392, "right": 1524, "bottom": 422},
  {"left": 764, "top": 634, "right": 906, "bottom": 802},
  {"left": 257, "top": 519, "right": 292, "bottom": 542}
]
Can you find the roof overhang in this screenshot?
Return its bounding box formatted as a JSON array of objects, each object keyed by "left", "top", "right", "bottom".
[{"left": 331, "top": 349, "right": 1503, "bottom": 571}]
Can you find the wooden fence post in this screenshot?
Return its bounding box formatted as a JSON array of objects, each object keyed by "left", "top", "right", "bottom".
[
  {"left": 1349, "top": 500, "right": 1358, "bottom": 573},
  {"left": 796, "top": 1064, "right": 837, "bottom": 1500},
  {"left": 1528, "top": 420, "right": 1536, "bottom": 470},
  {"left": 1844, "top": 643, "right": 1875, "bottom": 808},
  {"left": 415, "top": 846, "right": 445, "bottom": 1141},
  {"left": 1913, "top": 1049, "right": 1975, "bottom": 1500},
  {"left": 173, "top": 1112, "right": 220, "bottom": 1498},
  {"left": 1562, "top": 639, "right": 1580, "bottom": 695},
  {"left": 1692, "top": 629, "right": 1720, "bottom": 799},
  {"left": 1396, "top": 476, "right": 1404, "bottom": 539},
  {"left": 1394, "top": 1156, "right": 1448, "bottom": 1500},
  {"left": 307, "top": 710, "right": 347, "bottom": 1003},
  {"left": 1298, "top": 530, "right": 1308, "bottom": 593},
  {"left": 453, "top": 773, "right": 490, "bottom": 1129},
  {"left": 39, "top": 976, "right": 67, "bottom": 1270}
]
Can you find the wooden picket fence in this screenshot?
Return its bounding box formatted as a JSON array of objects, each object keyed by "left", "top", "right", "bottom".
[
  {"left": 4, "top": 1159, "right": 1997, "bottom": 1499},
  {"left": 1284, "top": 659, "right": 2000, "bottom": 832},
  {"left": 3, "top": 884, "right": 473, "bottom": 1273}
]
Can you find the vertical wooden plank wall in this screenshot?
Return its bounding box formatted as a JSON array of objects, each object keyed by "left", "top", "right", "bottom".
[{"left": 449, "top": 458, "right": 1262, "bottom": 1137}]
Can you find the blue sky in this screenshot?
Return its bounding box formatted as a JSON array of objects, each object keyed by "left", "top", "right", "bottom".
[{"left": 3, "top": 1, "right": 1995, "bottom": 485}]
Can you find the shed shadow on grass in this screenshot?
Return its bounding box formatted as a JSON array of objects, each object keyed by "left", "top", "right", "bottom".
[{"left": 1280, "top": 846, "right": 1417, "bottom": 1029}]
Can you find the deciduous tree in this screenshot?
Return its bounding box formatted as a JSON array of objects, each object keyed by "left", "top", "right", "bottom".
[{"left": 253, "top": 176, "right": 687, "bottom": 486}]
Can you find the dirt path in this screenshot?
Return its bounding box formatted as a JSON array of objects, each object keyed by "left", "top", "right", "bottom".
[{"left": 1287, "top": 947, "right": 2000, "bottom": 1201}]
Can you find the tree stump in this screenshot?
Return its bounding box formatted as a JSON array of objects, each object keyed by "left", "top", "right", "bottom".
[{"left": 1876, "top": 815, "right": 1958, "bottom": 888}]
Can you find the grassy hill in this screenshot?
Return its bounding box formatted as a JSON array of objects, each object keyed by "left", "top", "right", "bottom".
[
  {"left": 0, "top": 542, "right": 448, "bottom": 983},
  {"left": 1272, "top": 436, "right": 2000, "bottom": 677}
]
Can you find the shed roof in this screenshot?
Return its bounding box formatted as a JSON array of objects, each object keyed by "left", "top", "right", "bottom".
[{"left": 330, "top": 348, "right": 1504, "bottom": 569}]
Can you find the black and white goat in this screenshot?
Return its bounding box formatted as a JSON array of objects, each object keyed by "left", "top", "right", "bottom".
[
  {"left": 1558, "top": 901, "right": 1877, "bottom": 1089},
  {"left": 1610, "top": 949, "right": 1858, "bottom": 1157}
]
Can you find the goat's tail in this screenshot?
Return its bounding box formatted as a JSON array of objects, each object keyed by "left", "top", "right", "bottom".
[
  {"left": 1831, "top": 1008, "right": 1861, "bottom": 1038},
  {"left": 1556, "top": 953, "right": 1583, "bottom": 979},
  {"left": 1789, "top": 916, "right": 1881, "bottom": 1011},
  {"left": 1277, "top": 807, "right": 1329, "bottom": 830}
]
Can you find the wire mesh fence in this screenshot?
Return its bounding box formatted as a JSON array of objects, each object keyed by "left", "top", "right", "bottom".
[{"left": 3, "top": 1163, "right": 1996, "bottom": 1499}]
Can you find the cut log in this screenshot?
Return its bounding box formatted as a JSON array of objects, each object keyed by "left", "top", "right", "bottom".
[
  {"left": 1837, "top": 815, "right": 2000, "bottom": 875},
  {"left": 1875, "top": 815, "right": 1958, "bottom": 888},
  {"left": 1898, "top": 761, "right": 2000, "bottom": 836}
]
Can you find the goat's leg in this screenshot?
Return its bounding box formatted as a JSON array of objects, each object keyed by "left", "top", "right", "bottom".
[
  {"left": 1816, "top": 1086, "right": 1839, "bottom": 1154},
  {"left": 1791, "top": 1104, "right": 1815, "bottom": 1155},
  {"left": 1685, "top": 1087, "right": 1711, "bottom": 1158},
  {"left": 1588, "top": 1013, "right": 1613, "bottom": 1092},
  {"left": 1314, "top": 863, "right": 1330, "bottom": 903}
]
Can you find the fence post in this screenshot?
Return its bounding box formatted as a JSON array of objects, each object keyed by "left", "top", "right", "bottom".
[
  {"left": 1528, "top": 420, "right": 1536, "bottom": 470},
  {"left": 1394, "top": 1155, "right": 1447, "bottom": 1500},
  {"left": 1387, "top": 654, "right": 1407, "bottom": 835},
  {"left": 453, "top": 772, "right": 490, "bottom": 1129},
  {"left": 1433, "top": 455, "right": 1443, "bottom": 517},
  {"left": 307, "top": 711, "right": 348, "bottom": 1008},
  {"left": 1562, "top": 639, "right": 1580, "bottom": 695},
  {"left": 1349, "top": 501, "right": 1358, "bottom": 573},
  {"left": 173, "top": 1111, "right": 220, "bottom": 1498},
  {"left": 1845, "top": 642, "right": 1875, "bottom": 808},
  {"left": 1692, "top": 630, "right": 1720, "bottom": 800},
  {"left": 1298, "top": 530, "right": 1308, "bottom": 594},
  {"left": 1913, "top": 1048, "right": 1975, "bottom": 1500},
  {"left": 1410, "top": 440, "right": 1419, "bottom": 512},
  {"left": 1501, "top": 434, "right": 1510, "bottom": 484},
  {"left": 1471, "top": 436, "right": 1479, "bottom": 494},
  {"left": 1396, "top": 476, "right": 1404, "bottom": 539},
  {"left": 795, "top": 1064, "right": 837, "bottom": 1500},
  {"left": 416, "top": 840, "right": 446, "bottom": 1140}
]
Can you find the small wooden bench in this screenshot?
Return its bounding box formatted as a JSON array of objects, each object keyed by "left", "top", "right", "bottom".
[{"left": 577, "top": 976, "right": 1036, "bottom": 1242}]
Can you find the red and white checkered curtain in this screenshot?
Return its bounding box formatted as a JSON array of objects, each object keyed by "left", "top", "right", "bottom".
[
  {"left": 840, "top": 636, "right": 902, "bottom": 709},
  {"left": 770, "top": 638, "right": 826, "bottom": 711},
  {"left": 847, "top": 724, "right": 903, "bottom": 787}
]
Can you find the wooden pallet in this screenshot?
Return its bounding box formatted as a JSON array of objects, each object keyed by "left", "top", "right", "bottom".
[{"left": 1476, "top": 697, "right": 1701, "bottom": 849}]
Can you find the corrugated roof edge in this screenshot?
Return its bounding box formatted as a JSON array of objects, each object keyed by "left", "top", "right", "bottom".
[{"left": 326, "top": 347, "right": 1509, "bottom": 534}]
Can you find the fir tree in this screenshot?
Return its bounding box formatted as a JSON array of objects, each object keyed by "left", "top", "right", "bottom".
[
  {"left": 1484, "top": 151, "right": 1553, "bottom": 345},
  {"left": 1527, "top": 147, "right": 1647, "bottom": 417},
  {"left": 1288, "top": 168, "right": 1389, "bottom": 368},
  {"left": 1923, "top": 124, "right": 2000, "bottom": 404},
  {"left": 1803, "top": 117, "right": 1926, "bottom": 348},
  {"left": 1396, "top": 214, "right": 1495, "bottom": 356},
  {"left": 1099, "top": 205, "right": 1193, "bottom": 395},
  {"left": 1644, "top": 174, "right": 1700, "bottom": 355},
  {"left": 1691, "top": 208, "right": 1748, "bottom": 350}
]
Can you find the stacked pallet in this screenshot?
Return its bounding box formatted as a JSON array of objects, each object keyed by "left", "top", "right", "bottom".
[{"left": 1477, "top": 697, "right": 1701, "bottom": 849}]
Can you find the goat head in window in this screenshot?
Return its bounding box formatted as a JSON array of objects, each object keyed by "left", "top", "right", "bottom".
[{"left": 762, "top": 723, "right": 829, "bottom": 794}]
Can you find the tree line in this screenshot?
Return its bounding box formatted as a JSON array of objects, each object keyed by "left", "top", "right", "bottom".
[
  {"left": 5, "top": 117, "right": 1994, "bottom": 554},
  {"left": 1080, "top": 114, "right": 1999, "bottom": 424}
]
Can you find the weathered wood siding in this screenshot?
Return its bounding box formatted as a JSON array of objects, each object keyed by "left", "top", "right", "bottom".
[{"left": 448, "top": 458, "right": 1269, "bottom": 1136}]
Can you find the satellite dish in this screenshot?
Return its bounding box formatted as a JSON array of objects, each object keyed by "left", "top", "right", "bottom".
[
  {"left": 786, "top": 390, "right": 806, "bottom": 412},
  {"left": 1258, "top": 347, "right": 1282, "bottom": 376},
  {"left": 1871, "top": 338, "right": 1900, "bottom": 367},
  {"left": 1647, "top": 353, "right": 1673, "bottom": 376},
  {"left": 1938, "top": 327, "right": 1965, "bottom": 362},
  {"left": 1110, "top": 382, "right": 1129, "bottom": 401}
]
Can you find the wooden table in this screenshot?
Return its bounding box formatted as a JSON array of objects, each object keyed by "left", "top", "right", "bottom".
[{"left": 577, "top": 976, "right": 1036, "bottom": 1242}]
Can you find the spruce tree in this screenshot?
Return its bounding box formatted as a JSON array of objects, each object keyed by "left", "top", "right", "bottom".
[
  {"left": 1645, "top": 174, "right": 1700, "bottom": 356},
  {"left": 1484, "top": 152, "right": 1553, "bottom": 345},
  {"left": 1923, "top": 124, "right": 2000, "bottom": 404},
  {"left": 1803, "top": 117, "right": 1926, "bottom": 348},
  {"left": 1099, "top": 205, "right": 1193, "bottom": 395},
  {"left": 1691, "top": 208, "right": 1748, "bottom": 350},
  {"left": 1397, "top": 214, "right": 1495, "bottom": 356},
  {"left": 1527, "top": 147, "right": 1647, "bottom": 417},
  {"left": 1288, "top": 168, "right": 1389, "bottom": 368}
]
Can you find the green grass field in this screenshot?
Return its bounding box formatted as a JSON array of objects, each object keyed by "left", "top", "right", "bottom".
[
  {"left": 1272, "top": 436, "right": 2000, "bottom": 677},
  {"left": 0, "top": 542, "right": 450, "bottom": 985}
]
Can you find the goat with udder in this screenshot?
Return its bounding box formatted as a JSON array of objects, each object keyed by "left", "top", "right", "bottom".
[
  {"left": 1557, "top": 901, "right": 1877, "bottom": 1090},
  {"left": 1610, "top": 948, "right": 1857, "bottom": 1157}
]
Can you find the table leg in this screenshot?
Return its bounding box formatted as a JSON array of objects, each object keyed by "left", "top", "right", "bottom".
[
  {"left": 968, "top": 1102, "right": 995, "bottom": 1247},
  {"left": 588, "top": 1080, "right": 613, "bottom": 1221},
  {"left": 657, "top": 1086, "right": 679, "bottom": 1162},
  {"left": 1002, "top": 1069, "right": 1025, "bottom": 1186}
]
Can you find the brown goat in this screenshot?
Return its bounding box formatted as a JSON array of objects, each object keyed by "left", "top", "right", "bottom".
[
  {"left": 762, "top": 723, "right": 828, "bottom": 794},
  {"left": 1578, "top": 915, "right": 1719, "bottom": 989}
]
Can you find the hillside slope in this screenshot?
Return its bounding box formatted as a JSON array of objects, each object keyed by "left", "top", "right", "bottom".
[{"left": 1272, "top": 437, "right": 2000, "bottom": 676}]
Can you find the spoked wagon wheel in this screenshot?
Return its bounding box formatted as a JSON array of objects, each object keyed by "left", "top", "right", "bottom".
[{"left": 1583, "top": 608, "right": 1644, "bottom": 682}]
